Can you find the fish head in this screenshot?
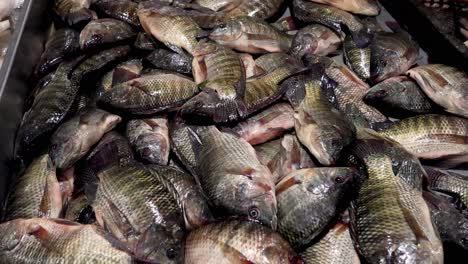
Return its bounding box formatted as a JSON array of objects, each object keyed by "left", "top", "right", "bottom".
[
  {"left": 364, "top": 86, "right": 390, "bottom": 103},
  {"left": 136, "top": 222, "right": 184, "bottom": 264},
  {"left": 0, "top": 219, "right": 26, "bottom": 252},
  {"left": 182, "top": 192, "right": 215, "bottom": 230},
  {"left": 209, "top": 20, "right": 242, "bottom": 44},
  {"left": 312, "top": 168, "right": 356, "bottom": 197},
  {"left": 50, "top": 134, "right": 78, "bottom": 169},
  {"left": 180, "top": 90, "right": 218, "bottom": 122}
]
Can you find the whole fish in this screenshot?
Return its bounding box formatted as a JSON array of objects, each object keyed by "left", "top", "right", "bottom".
[
  {"left": 425, "top": 167, "right": 468, "bottom": 208},
  {"left": 304, "top": 54, "right": 387, "bottom": 127},
  {"left": 254, "top": 52, "right": 290, "bottom": 73},
  {"left": 181, "top": 41, "right": 246, "bottom": 123},
  {"left": 376, "top": 114, "right": 468, "bottom": 166},
  {"left": 0, "top": 218, "right": 135, "bottom": 263},
  {"left": 370, "top": 29, "right": 419, "bottom": 83},
  {"left": 93, "top": 164, "right": 184, "bottom": 263},
  {"left": 407, "top": 64, "right": 468, "bottom": 118},
  {"left": 92, "top": 0, "right": 140, "bottom": 26},
  {"left": 126, "top": 117, "right": 170, "bottom": 165},
  {"left": 169, "top": 117, "right": 199, "bottom": 177},
  {"left": 79, "top": 18, "right": 136, "bottom": 50},
  {"left": 343, "top": 35, "right": 370, "bottom": 81},
  {"left": 254, "top": 138, "right": 283, "bottom": 166},
  {"left": 293, "top": 0, "right": 372, "bottom": 48},
  {"left": 188, "top": 126, "right": 277, "bottom": 229},
  {"left": 185, "top": 220, "right": 301, "bottom": 264},
  {"left": 364, "top": 76, "right": 436, "bottom": 118},
  {"left": 97, "top": 58, "right": 143, "bottom": 98},
  {"left": 209, "top": 16, "right": 293, "bottom": 54},
  {"left": 349, "top": 130, "right": 444, "bottom": 264},
  {"left": 2, "top": 154, "right": 61, "bottom": 221},
  {"left": 146, "top": 165, "right": 214, "bottom": 230},
  {"left": 307, "top": 0, "right": 380, "bottom": 16},
  {"left": 276, "top": 168, "right": 355, "bottom": 249},
  {"left": 98, "top": 71, "right": 199, "bottom": 115},
  {"left": 53, "top": 0, "right": 94, "bottom": 26},
  {"left": 290, "top": 24, "right": 342, "bottom": 58},
  {"left": 300, "top": 222, "right": 361, "bottom": 264},
  {"left": 284, "top": 68, "right": 356, "bottom": 166},
  {"left": 138, "top": 2, "right": 203, "bottom": 55},
  {"left": 228, "top": 103, "right": 294, "bottom": 145},
  {"left": 35, "top": 28, "right": 80, "bottom": 77},
  {"left": 50, "top": 108, "right": 122, "bottom": 170},
  {"left": 423, "top": 190, "right": 468, "bottom": 251},
  {"left": 145, "top": 49, "right": 192, "bottom": 75}
]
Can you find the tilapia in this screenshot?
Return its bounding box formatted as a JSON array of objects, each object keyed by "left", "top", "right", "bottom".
[
  {"left": 300, "top": 222, "right": 361, "bottom": 264},
  {"left": 50, "top": 108, "right": 122, "bottom": 170},
  {"left": 307, "top": 0, "right": 380, "bottom": 16},
  {"left": 2, "top": 154, "right": 61, "bottom": 222},
  {"left": 98, "top": 71, "right": 199, "bottom": 115},
  {"left": 169, "top": 117, "right": 199, "bottom": 176},
  {"left": 343, "top": 35, "right": 371, "bottom": 81},
  {"left": 35, "top": 28, "right": 80, "bottom": 77},
  {"left": 349, "top": 130, "right": 444, "bottom": 264},
  {"left": 181, "top": 41, "right": 246, "bottom": 123},
  {"left": 254, "top": 52, "right": 290, "bottom": 73},
  {"left": 0, "top": 218, "right": 135, "bottom": 263},
  {"left": 195, "top": 0, "right": 285, "bottom": 21},
  {"left": 134, "top": 32, "right": 161, "bottom": 50},
  {"left": 293, "top": 0, "right": 372, "bottom": 48},
  {"left": 145, "top": 49, "right": 192, "bottom": 75},
  {"left": 425, "top": 167, "right": 468, "bottom": 208},
  {"left": 276, "top": 168, "right": 355, "bottom": 249},
  {"left": 376, "top": 114, "right": 468, "bottom": 166},
  {"left": 146, "top": 165, "right": 214, "bottom": 230},
  {"left": 93, "top": 164, "right": 184, "bottom": 263},
  {"left": 284, "top": 68, "right": 356, "bottom": 166},
  {"left": 97, "top": 58, "right": 143, "bottom": 98},
  {"left": 126, "top": 117, "right": 170, "bottom": 165},
  {"left": 228, "top": 103, "right": 294, "bottom": 145},
  {"left": 209, "top": 16, "right": 293, "bottom": 54},
  {"left": 370, "top": 29, "right": 419, "bottom": 83},
  {"left": 138, "top": 2, "right": 203, "bottom": 55},
  {"left": 290, "top": 24, "right": 342, "bottom": 58},
  {"left": 92, "top": 0, "right": 140, "bottom": 26},
  {"left": 53, "top": 0, "right": 94, "bottom": 26},
  {"left": 79, "top": 18, "right": 136, "bottom": 50},
  {"left": 423, "top": 190, "right": 468, "bottom": 250},
  {"left": 185, "top": 220, "right": 301, "bottom": 264},
  {"left": 188, "top": 126, "right": 277, "bottom": 229},
  {"left": 407, "top": 64, "right": 468, "bottom": 118},
  {"left": 364, "top": 76, "right": 436, "bottom": 118}
]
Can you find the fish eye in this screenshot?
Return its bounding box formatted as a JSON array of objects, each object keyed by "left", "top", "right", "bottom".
[
  {"left": 50, "top": 144, "right": 58, "bottom": 151},
  {"left": 248, "top": 206, "right": 260, "bottom": 219},
  {"left": 166, "top": 248, "right": 176, "bottom": 259},
  {"left": 218, "top": 24, "right": 227, "bottom": 29},
  {"left": 335, "top": 176, "right": 344, "bottom": 184}
]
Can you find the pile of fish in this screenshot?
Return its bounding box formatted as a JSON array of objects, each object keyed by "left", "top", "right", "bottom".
[{"left": 1, "top": 0, "right": 467, "bottom": 263}]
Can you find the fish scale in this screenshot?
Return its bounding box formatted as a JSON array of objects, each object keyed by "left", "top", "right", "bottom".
[{"left": 426, "top": 168, "right": 468, "bottom": 207}]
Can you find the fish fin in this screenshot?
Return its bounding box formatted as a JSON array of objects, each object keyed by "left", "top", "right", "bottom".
[
  {"left": 164, "top": 42, "right": 190, "bottom": 57},
  {"left": 112, "top": 68, "right": 140, "bottom": 87},
  {"left": 186, "top": 127, "right": 204, "bottom": 157},
  {"left": 27, "top": 223, "right": 50, "bottom": 240},
  {"left": 283, "top": 76, "right": 306, "bottom": 108},
  {"left": 213, "top": 97, "right": 244, "bottom": 123}
]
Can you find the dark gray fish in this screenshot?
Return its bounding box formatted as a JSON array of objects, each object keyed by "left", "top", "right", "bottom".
[
  {"left": 343, "top": 35, "right": 370, "bottom": 81},
  {"left": 145, "top": 49, "right": 192, "bottom": 75},
  {"left": 53, "top": 0, "right": 94, "bottom": 26},
  {"left": 92, "top": 0, "right": 140, "bottom": 26},
  {"left": 64, "top": 193, "right": 95, "bottom": 224},
  {"left": 97, "top": 58, "right": 143, "bottom": 98},
  {"left": 425, "top": 167, "right": 468, "bottom": 208},
  {"left": 169, "top": 117, "right": 199, "bottom": 177},
  {"left": 290, "top": 24, "right": 342, "bottom": 58},
  {"left": 35, "top": 28, "right": 80, "bottom": 77},
  {"left": 79, "top": 18, "right": 136, "bottom": 50},
  {"left": 134, "top": 32, "right": 162, "bottom": 51}
]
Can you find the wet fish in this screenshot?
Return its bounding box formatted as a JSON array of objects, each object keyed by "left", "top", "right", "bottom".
[
  {"left": 407, "top": 64, "right": 468, "bottom": 118},
  {"left": 210, "top": 16, "right": 292, "bottom": 54},
  {"left": 64, "top": 194, "right": 95, "bottom": 224},
  {"left": 0, "top": 218, "right": 135, "bottom": 263},
  {"left": 50, "top": 108, "right": 122, "bottom": 170},
  {"left": 53, "top": 0, "right": 94, "bottom": 26},
  {"left": 98, "top": 71, "right": 200, "bottom": 115},
  {"left": 169, "top": 117, "right": 199, "bottom": 177},
  {"left": 188, "top": 126, "right": 277, "bottom": 229},
  {"left": 349, "top": 129, "right": 444, "bottom": 264},
  {"left": 228, "top": 102, "right": 294, "bottom": 145},
  {"left": 97, "top": 58, "right": 143, "bottom": 98},
  {"left": 79, "top": 18, "right": 136, "bottom": 50},
  {"left": 93, "top": 164, "right": 184, "bottom": 263},
  {"left": 423, "top": 190, "right": 468, "bottom": 251},
  {"left": 307, "top": 0, "right": 380, "bottom": 16},
  {"left": 134, "top": 32, "right": 161, "bottom": 51},
  {"left": 195, "top": 0, "right": 285, "bottom": 21},
  {"left": 290, "top": 24, "right": 342, "bottom": 58},
  {"left": 185, "top": 220, "right": 301, "bottom": 264},
  {"left": 254, "top": 52, "right": 290, "bottom": 73},
  {"left": 92, "top": 0, "right": 140, "bottom": 26},
  {"left": 293, "top": 0, "right": 373, "bottom": 48},
  {"left": 138, "top": 2, "right": 203, "bottom": 55},
  {"left": 364, "top": 76, "right": 436, "bottom": 118},
  {"left": 35, "top": 28, "right": 80, "bottom": 77},
  {"left": 276, "top": 168, "right": 355, "bottom": 249},
  {"left": 145, "top": 49, "right": 192, "bottom": 75},
  {"left": 126, "top": 117, "right": 170, "bottom": 165},
  {"left": 238, "top": 53, "right": 262, "bottom": 78},
  {"left": 181, "top": 41, "right": 246, "bottom": 123},
  {"left": 255, "top": 138, "right": 282, "bottom": 164},
  {"left": 284, "top": 68, "right": 356, "bottom": 166},
  {"left": 343, "top": 35, "right": 370, "bottom": 81},
  {"left": 370, "top": 29, "right": 419, "bottom": 83},
  {"left": 2, "top": 154, "right": 61, "bottom": 222},
  {"left": 300, "top": 222, "right": 361, "bottom": 264},
  {"left": 425, "top": 167, "right": 468, "bottom": 208},
  {"left": 376, "top": 114, "right": 468, "bottom": 166},
  {"left": 272, "top": 16, "right": 296, "bottom": 32},
  {"left": 146, "top": 165, "right": 214, "bottom": 230}
]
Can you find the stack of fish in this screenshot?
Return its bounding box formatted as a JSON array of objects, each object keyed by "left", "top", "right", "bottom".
[{"left": 0, "top": 0, "right": 467, "bottom": 263}]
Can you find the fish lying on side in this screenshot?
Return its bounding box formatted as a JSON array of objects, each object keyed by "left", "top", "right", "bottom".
[
  {"left": 169, "top": 117, "right": 200, "bottom": 177},
  {"left": 145, "top": 49, "right": 193, "bottom": 75},
  {"left": 343, "top": 35, "right": 371, "bottom": 82},
  {"left": 92, "top": 0, "right": 140, "bottom": 26},
  {"left": 290, "top": 24, "right": 342, "bottom": 58}
]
